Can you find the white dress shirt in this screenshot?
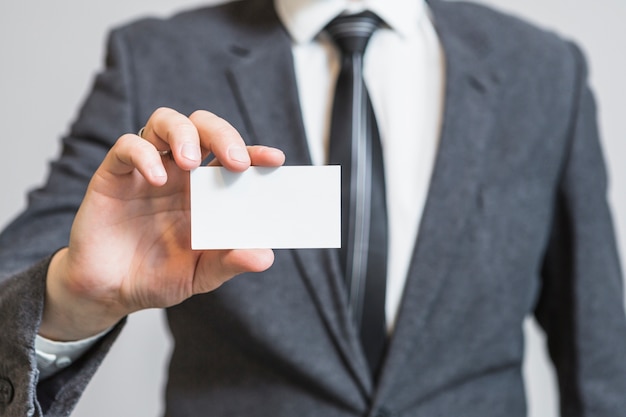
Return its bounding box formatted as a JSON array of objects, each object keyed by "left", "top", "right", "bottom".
[
  {"left": 36, "top": 0, "right": 444, "bottom": 377},
  {"left": 275, "top": 0, "right": 444, "bottom": 330}
]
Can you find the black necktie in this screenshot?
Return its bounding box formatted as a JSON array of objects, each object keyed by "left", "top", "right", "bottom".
[{"left": 326, "top": 11, "right": 388, "bottom": 378}]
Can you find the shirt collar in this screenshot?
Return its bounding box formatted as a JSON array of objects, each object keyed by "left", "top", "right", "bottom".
[{"left": 274, "top": 0, "right": 427, "bottom": 44}]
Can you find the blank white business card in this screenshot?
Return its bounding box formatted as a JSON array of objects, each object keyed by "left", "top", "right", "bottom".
[{"left": 190, "top": 166, "right": 341, "bottom": 249}]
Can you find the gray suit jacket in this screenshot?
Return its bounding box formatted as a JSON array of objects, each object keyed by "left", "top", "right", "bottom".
[{"left": 1, "top": 0, "right": 625, "bottom": 416}]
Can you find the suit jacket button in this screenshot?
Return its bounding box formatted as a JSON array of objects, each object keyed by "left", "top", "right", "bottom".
[{"left": 0, "top": 377, "right": 14, "bottom": 405}]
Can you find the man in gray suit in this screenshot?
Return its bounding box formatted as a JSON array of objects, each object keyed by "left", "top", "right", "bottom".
[{"left": 0, "top": 0, "right": 625, "bottom": 415}]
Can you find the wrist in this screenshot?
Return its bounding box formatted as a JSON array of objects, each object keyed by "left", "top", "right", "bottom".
[{"left": 39, "top": 248, "right": 126, "bottom": 341}]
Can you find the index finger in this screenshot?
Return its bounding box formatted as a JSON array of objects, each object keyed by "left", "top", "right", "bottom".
[{"left": 142, "top": 107, "right": 202, "bottom": 171}]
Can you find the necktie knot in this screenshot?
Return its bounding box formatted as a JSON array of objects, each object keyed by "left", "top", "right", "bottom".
[{"left": 325, "top": 11, "right": 382, "bottom": 56}]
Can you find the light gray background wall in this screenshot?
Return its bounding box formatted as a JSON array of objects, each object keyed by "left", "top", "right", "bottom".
[{"left": 0, "top": 1, "right": 624, "bottom": 416}]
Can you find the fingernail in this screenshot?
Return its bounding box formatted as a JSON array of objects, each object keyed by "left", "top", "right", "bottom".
[
  {"left": 228, "top": 145, "right": 250, "bottom": 163},
  {"left": 266, "top": 147, "right": 285, "bottom": 158},
  {"left": 181, "top": 143, "right": 201, "bottom": 162}
]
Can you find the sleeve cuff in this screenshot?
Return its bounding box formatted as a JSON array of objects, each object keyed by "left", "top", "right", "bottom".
[{"left": 35, "top": 327, "right": 113, "bottom": 380}]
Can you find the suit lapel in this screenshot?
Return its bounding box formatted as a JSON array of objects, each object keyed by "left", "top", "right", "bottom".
[
  {"left": 291, "top": 248, "right": 374, "bottom": 396},
  {"left": 224, "top": 19, "right": 310, "bottom": 161},
  {"left": 224, "top": 5, "right": 373, "bottom": 396},
  {"left": 373, "top": 0, "right": 503, "bottom": 405}
]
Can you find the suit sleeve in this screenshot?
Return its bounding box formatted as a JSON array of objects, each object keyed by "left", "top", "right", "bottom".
[
  {"left": 0, "top": 27, "right": 137, "bottom": 417},
  {"left": 535, "top": 43, "right": 626, "bottom": 416}
]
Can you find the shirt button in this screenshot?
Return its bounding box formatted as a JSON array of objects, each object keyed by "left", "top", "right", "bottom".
[
  {"left": 55, "top": 357, "right": 72, "bottom": 368},
  {"left": 0, "top": 377, "right": 14, "bottom": 405}
]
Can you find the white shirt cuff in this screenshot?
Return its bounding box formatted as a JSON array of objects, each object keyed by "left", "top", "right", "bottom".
[{"left": 35, "top": 327, "right": 112, "bottom": 380}]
